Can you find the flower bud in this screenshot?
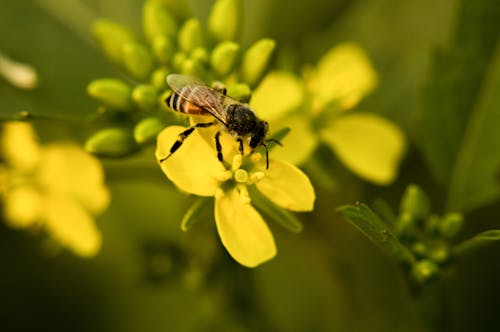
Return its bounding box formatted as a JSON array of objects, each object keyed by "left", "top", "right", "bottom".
[
  {"left": 85, "top": 128, "right": 138, "bottom": 157},
  {"left": 439, "top": 213, "right": 463, "bottom": 238},
  {"left": 152, "top": 0, "right": 190, "bottom": 19},
  {"left": 412, "top": 260, "right": 439, "bottom": 284},
  {"left": 152, "top": 35, "right": 174, "bottom": 64},
  {"left": 190, "top": 47, "right": 209, "bottom": 65},
  {"left": 87, "top": 78, "right": 132, "bottom": 110},
  {"left": 150, "top": 67, "right": 170, "bottom": 89},
  {"left": 241, "top": 38, "right": 276, "bottom": 87},
  {"left": 142, "top": 0, "right": 177, "bottom": 42},
  {"left": 226, "top": 83, "right": 251, "bottom": 103},
  {"left": 208, "top": 0, "right": 241, "bottom": 42},
  {"left": 172, "top": 52, "right": 187, "bottom": 71},
  {"left": 181, "top": 58, "right": 206, "bottom": 77},
  {"left": 92, "top": 19, "right": 136, "bottom": 63},
  {"left": 132, "top": 84, "right": 158, "bottom": 110},
  {"left": 178, "top": 19, "right": 204, "bottom": 53},
  {"left": 122, "top": 42, "right": 154, "bottom": 80},
  {"left": 400, "top": 184, "right": 430, "bottom": 220},
  {"left": 210, "top": 41, "right": 239, "bottom": 76},
  {"left": 134, "top": 117, "right": 165, "bottom": 144},
  {"left": 395, "top": 211, "right": 416, "bottom": 238}
]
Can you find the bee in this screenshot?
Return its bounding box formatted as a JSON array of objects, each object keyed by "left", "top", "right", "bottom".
[{"left": 160, "top": 74, "right": 279, "bottom": 169}]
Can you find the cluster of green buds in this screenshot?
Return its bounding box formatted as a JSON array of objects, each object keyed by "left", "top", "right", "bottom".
[
  {"left": 339, "top": 184, "right": 500, "bottom": 287},
  {"left": 394, "top": 185, "right": 463, "bottom": 284},
  {"left": 85, "top": 0, "right": 276, "bottom": 157}
]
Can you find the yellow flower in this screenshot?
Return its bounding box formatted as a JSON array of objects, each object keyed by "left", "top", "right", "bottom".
[
  {"left": 0, "top": 122, "right": 110, "bottom": 257},
  {"left": 155, "top": 125, "right": 315, "bottom": 267},
  {"left": 251, "top": 42, "right": 406, "bottom": 185}
]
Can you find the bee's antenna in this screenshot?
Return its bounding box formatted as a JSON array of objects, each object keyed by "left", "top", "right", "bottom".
[{"left": 262, "top": 143, "right": 269, "bottom": 170}]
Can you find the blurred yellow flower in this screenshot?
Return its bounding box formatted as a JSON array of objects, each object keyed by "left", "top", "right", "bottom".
[
  {"left": 0, "top": 122, "right": 110, "bottom": 257},
  {"left": 251, "top": 42, "right": 406, "bottom": 185},
  {"left": 155, "top": 125, "right": 315, "bottom": 267}
]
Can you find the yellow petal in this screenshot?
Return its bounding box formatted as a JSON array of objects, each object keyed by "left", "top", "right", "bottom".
[
  {"left": 269, "top": 115, "right": 318, "bottom": 165},
  {"left": 256, "top": 159, "right": 315, "bottom": 211},
  {"left": 215, "top": 187, "right": 276, "bottom": 267},
  {"left": 308, "top": 42, "right": 377, "bottom": 112},
  {"left": 320, "top": 113, "right": 406, "bottom": 185},
  {"left": 1, "top": 121, "right": 40, "bottom": 171},
  {"left": 251, "top": 71, "right": 304, "bottom": 121},
  {"left": 37, "top": 143, "right": 110, "bottom": 214},
  {"left": 156, "top": 126, "right": 225, "bottom": 196},
  {"left": 43, "top": 194, "right": 102, "bottom": 257},
  {"left": 3, "top": 185, "right": 41, "bottom": 228}
]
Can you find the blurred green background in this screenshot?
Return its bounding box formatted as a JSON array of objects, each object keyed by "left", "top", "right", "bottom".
[{"left": 1, "top": 0, "right": 500, "bottom": 331}]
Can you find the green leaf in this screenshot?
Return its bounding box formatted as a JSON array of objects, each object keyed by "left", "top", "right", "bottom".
[
  {"left": 452, "top": 229, "right": 500, "bottom": 258},
  {"left": 447, "top": 48, "right": 500, "bottom": 211},
  {"left": 416, "top": 0, "right": 500, "bottom": 210},
  {"left": 251, "top": 187, "right": 303, "bottom": 233},
  {"left": 338, "top": 203, "right": 415, "bottom": 264},
  {"left": 180, "top": 197, "right": 212, "bottom": 232}
]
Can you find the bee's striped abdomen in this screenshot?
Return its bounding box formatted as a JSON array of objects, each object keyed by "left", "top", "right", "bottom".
[{"left": 166, "top": 86, "right": 209, "bottom": 115}]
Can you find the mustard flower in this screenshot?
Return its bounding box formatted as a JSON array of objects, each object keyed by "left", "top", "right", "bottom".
[
  {"left": 155, "top": 125, "right": 315, "bottom": 267},
  {"left": 251, "top": 43, "right": 406, "bottom": 185},
  {"left": 0, "top": 122, "right": 110, "bottom": 257}
]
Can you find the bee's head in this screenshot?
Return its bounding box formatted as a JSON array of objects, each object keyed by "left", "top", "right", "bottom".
[{"left": 249, "top": 120, "right": 269, "bottom": 149}]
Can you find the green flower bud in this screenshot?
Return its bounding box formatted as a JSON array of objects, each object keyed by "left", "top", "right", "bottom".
[
  {"left": 134, "top": 117, "right": 165, "bottom": 144},
  {"left": 143, "top": 0, "right": 177, "bottom": 42},
  {"left": 428, "top": 243, "right": 448, "bottom": 263},
  {"left": 152, "top": 0, "right": 190, "bottom": 19},
  {"left": 226, "top": 83, "right": 251, "bottom": 103},
  {"left": 395, "top": 211, "right": 416, "bottom": 238},
  {"left": 424, "top": 214, "right": 440, "bottom": 235},
  {"left": 411, "top": 242, "right": 427, "bottom": 258},
  {"left": 132, "top": 84, "right": 158, "bottom": 110},
  {"left": 439, "top": 213, "right": 463, "bottom": 238},
  {"left": 178, "top": 18, "right": 204, "bottom": 53},
  {"left": 122, "top": 42, "right": 154, "bottom": 80},
  {"left": 87, "top": 78, "right": 132, "bottom": 110},
  {"left": 181, "top": 58, "right": 206, "bottom": 77},
  {"left": 85, "top": 127, "right": 138, "bottom": 157},
  {"left": 190, "top": 47, "right": 209, "bottom": 65},
  {"left": 412, "top": 260, "right": 439, "bottom": 284},
  {"left": 208, "top": 0, "right": 241, "bottom": 42},
  {"left": 150, "top": 67, "right": 170, "bottom": 89},
  {"left": 210, "top": 41, "right": 239, "bottom": 76},
  {"left": 92, "top": 19, "right": 136, "bottom": 63},
  {"left": 400, "top": 184, "right": 430, "bottom": 220},
  {"left": 172, "top": 52, "right": 187, "bottom": 71},
  {"left": 241, "top": 38, "right": 276, "bottom": 87},
  {"left": 152, "top": 35, "right": 174, "bottom": 64}
]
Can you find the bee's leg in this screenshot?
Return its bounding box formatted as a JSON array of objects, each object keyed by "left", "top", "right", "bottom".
[
  {"left": 159, "top": 122, "right": 216, "bottom": 163},
  {"left": 265, "top": 138, "right": 283, "bottom": 146},
  {"left": 262, "top": 143, "right": 270, "bottom": 170},
  {"left": 214, "top": 131, "right": 224, "bottom": 162},
  {"left": 237, "top": 138, "right": 244, "bottom": 156}
]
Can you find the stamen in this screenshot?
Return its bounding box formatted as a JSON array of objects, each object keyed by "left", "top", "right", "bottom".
[
  {"left": 249, "top": 171, "right": 265, "bottom": 184},
  {"left": 216, "top": 170, "right": 233, "bottom": 182},
  {"left": 231, "top": 154, "right": 243, "bottom": 171}
]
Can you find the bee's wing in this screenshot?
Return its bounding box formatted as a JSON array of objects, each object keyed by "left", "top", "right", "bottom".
[
  {"left": 166, "top": 74, "right": 227, "bottom": 123},
  {"left": 167, "top": 74, "right": 247, "bottom": 125}
]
